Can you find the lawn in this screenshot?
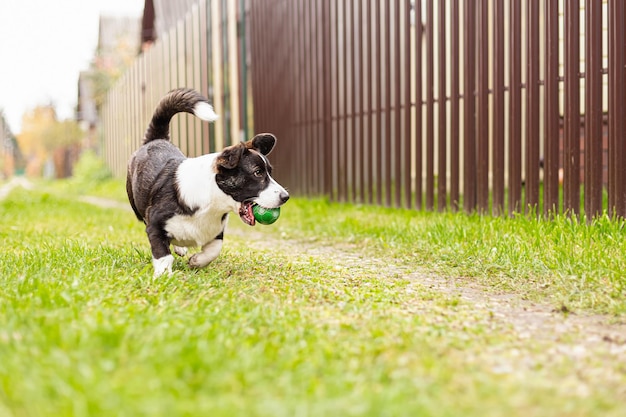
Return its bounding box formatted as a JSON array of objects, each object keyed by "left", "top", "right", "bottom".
[{"left": 0, "top": 179, "right": 625, "bottom": 416}]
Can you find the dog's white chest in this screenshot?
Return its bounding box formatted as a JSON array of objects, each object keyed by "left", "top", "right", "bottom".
[{"left": 165, "top": 210, "right": 227, "bottom": 248}]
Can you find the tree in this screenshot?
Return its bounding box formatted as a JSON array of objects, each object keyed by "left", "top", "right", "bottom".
[{"left": 17, "top": 106, "right": 83, "bottom": 178}]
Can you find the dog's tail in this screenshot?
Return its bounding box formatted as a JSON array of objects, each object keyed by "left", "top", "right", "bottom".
[{"left": 143, "top": 88, "right": 218, "bottom": 144}]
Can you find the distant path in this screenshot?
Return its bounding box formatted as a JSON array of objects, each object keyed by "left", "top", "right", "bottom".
[
  {"left": 78, "top": 196, "right": 132, "bottom": 211},
  {"left": 0, "top": 177, "right": 33, "bottom": 200},
  {"left": 0, "top": 179, "right": 131, "bottom": 210}
]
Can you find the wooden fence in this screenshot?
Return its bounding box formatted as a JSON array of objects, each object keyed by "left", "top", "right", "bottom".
[
  {"left": 249, "top": 0, "right": 626, "bottom": 218},
  {"left": 102, "top": 0, "right": 626, "bottom": 218},
  {"left": 101, "top": 0, "right": 247, "bottom": 178}
]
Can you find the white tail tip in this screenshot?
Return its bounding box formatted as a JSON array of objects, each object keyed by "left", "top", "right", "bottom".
[{"left": 193, "top": 102, "right": 219, "bottom": 122}]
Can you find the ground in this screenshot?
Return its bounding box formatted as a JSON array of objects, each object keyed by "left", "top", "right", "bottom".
[
  {"left": 233, "top": 226, "right": 626, "bottom": 386},
  {"left": 2, "top": 177, "right": 626, "bottom": 414}
]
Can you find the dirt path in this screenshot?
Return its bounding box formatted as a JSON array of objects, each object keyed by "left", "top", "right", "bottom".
[{"left": 228, "top": 226, "right": 626, "bottom": 381}]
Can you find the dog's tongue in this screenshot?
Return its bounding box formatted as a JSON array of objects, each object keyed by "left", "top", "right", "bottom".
[{"left": 239, "top": 201, "right": 256, "bottom": 226}]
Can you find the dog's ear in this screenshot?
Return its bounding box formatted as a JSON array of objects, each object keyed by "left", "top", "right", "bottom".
[
  {"left": 246, "top": 133, "right": 276, "bottom": 156},
  {"left": 216, "top": 143, "right": 246, "bottom": 169}
]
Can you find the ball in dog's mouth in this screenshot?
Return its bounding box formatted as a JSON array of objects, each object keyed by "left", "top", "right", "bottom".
[
  {"left": 252, "top": 204, "right": 280, "bottom": 225},
  {"left": 239, "top": 201, "right": 281, "bottom": 226}
]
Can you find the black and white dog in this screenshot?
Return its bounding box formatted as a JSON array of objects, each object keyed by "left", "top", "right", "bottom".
[{"left": 127, "top": 88, "right": 289, "bottom": 276}]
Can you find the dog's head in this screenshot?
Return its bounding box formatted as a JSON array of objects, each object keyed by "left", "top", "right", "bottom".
[{"left": 215, "top": 133, "right": 289, "bottom": 226}]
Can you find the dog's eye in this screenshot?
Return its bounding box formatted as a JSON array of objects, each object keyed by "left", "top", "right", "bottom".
[{"left": 253, "top": 168, "right": 264, "bottom": 177}]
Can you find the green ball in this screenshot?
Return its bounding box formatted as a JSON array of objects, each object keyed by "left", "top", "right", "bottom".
[{"left": 252, "top": 205, "right": 280, "bottom": 225}]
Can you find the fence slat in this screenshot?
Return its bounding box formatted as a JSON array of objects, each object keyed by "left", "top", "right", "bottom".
[
  {"left": 414, "top": 0, "right": 423, "bottom": 210},
  {"left": 492, "top": 0, "right": 505, "bottom": 215},
  {"left": 374, "top": 0, "right": 382, "bottom": 205},
  {"left": 526, "top": 0, "right": 541, "bottom": 213},
  {"left": 584, "top": 0, "right": 603, "bottom": 218},
  {"left": 357, "top": 0, "right": 365, "bottom": 203},
  {"left": 384, "top": 0, "right": 392, "bottom": 206},
  {"left": 297, "top": 0, "right": 306, "bottom": 195},
  {"left": 544, "top": 0, "right": 560, "bottom": 215},
  {"left": 508, "top": 0, "right": 522, "bottom": 215},
  {"left": 564, "top": 0, "right": 581, "bottom": 215},
  {"left": 394, "top": 0, "right": 403, "bottom": 208},
  {"left": 425, "top": 0, "right": 434, "bottom": 211},
  {"left": 450, "top": 0, "right": 460, "bottom": 211},
  {"left": 463, "top": 0, "right": 477, "bottom": 212},
  {"left": 322, "top": 0, "right": 332, "bottom": 197},
  {"left": 403, "top": 0, "right": 412, "bottom": 209},
  {"left": 609, "top": 0, "right": 626, "bottom": 217},
  {"left": 437, "top": 0, "right": 446, "bottom": 212},
  {"left": 477, "top": 0, "right": 489, "bottom": 213}
]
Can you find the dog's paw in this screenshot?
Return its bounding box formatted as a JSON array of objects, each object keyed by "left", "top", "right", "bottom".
[
  {"left": 188, "top": 252, "right": 218, "bottom": 268},
  {"left": 188, "top": 240, "right": 223, "bottom": 268},
  {"left": 153, "top": 254, "right": 174, "bottom": 277},
  {"left": 173, "top": 245, "right": 188, "bottom": 257},
  {"left": 188, "top": 254, "right": 205, "bottom": 268}
]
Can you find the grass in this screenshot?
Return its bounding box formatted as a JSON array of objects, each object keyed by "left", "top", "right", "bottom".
[
  {"left": 270, "top": 199, "right": 626, "bottom": 315},
  {"left": 1, "top": 179, "right": 625, "bottom": 416}
]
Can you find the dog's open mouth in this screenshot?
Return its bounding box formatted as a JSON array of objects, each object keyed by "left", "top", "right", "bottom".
[{"left": 239, "top": 201, "right": 256, "bottom": 226}]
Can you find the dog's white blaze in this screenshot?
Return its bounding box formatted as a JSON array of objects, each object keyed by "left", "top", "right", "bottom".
[
  {"left": 251, "top": 151, "right": 288, "bottom": 209},
  {"left": 193, "top": 102, "right": 219, "bottom": 122},
  {"left": 153, "top": 254, "right": 174, "bottom": 277},
  {"left": 254, "top": 176, "right": 288, "bottom": 208}
]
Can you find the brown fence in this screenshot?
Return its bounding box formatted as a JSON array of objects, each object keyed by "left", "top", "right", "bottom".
[
  {"left": 249, "top": 0, "right": 626, "bottom": 218},
  {"left": 102, "top": 0, "right": 626, "bottom": 218}
]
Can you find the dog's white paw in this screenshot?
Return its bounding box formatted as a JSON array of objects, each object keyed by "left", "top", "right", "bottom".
[
  {"left": 173, "top": 246, "right": 188, "bottom": 257},
  {"left": 153, "top": 254, "right": 174, "bottom": 277}
]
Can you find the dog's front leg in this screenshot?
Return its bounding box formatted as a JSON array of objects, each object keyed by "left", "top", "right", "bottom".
[
  {"left": 189, "top": 238, "right": 223, "bottom": 268},
  {"left": 147, "top": 223, "right": 174, "bottom": 277}
]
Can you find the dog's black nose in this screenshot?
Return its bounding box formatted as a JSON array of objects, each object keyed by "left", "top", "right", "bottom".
[{"left": 279, "top": 192, "right": 290, "bottom": 204}]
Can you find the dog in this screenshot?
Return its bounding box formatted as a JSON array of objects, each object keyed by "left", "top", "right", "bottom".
[{"left": 126, "top": 88, "right": 289, "bottom": 276}]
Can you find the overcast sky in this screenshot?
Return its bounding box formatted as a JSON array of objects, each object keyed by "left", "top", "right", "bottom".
[{"left": 0, "top": 0, "right": 144, "bottom": 133}]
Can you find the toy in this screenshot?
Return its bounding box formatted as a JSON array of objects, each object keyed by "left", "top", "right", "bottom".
[{"left": 252, "top": 205, "right": 280, "bottom": 225}]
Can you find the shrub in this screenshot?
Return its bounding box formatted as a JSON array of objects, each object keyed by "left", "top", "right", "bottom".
[{"left": 72, "top": 150, "right": 112, "bottom": 183}]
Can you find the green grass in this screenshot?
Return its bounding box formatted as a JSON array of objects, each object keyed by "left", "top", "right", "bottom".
[
  {"left": 1, "top": 179, "right": 625, "bottom": 416},
  {"left": 268, "top": 199, "right": 626, "bottom": 315}
]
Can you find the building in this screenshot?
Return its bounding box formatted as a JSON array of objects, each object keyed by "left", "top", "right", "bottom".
[
  {"left": 1, "top": 110, "right": 23, "bottom": 178},
  {"left": 77, "top": 15, "right": 141, "bottom": 152}
]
